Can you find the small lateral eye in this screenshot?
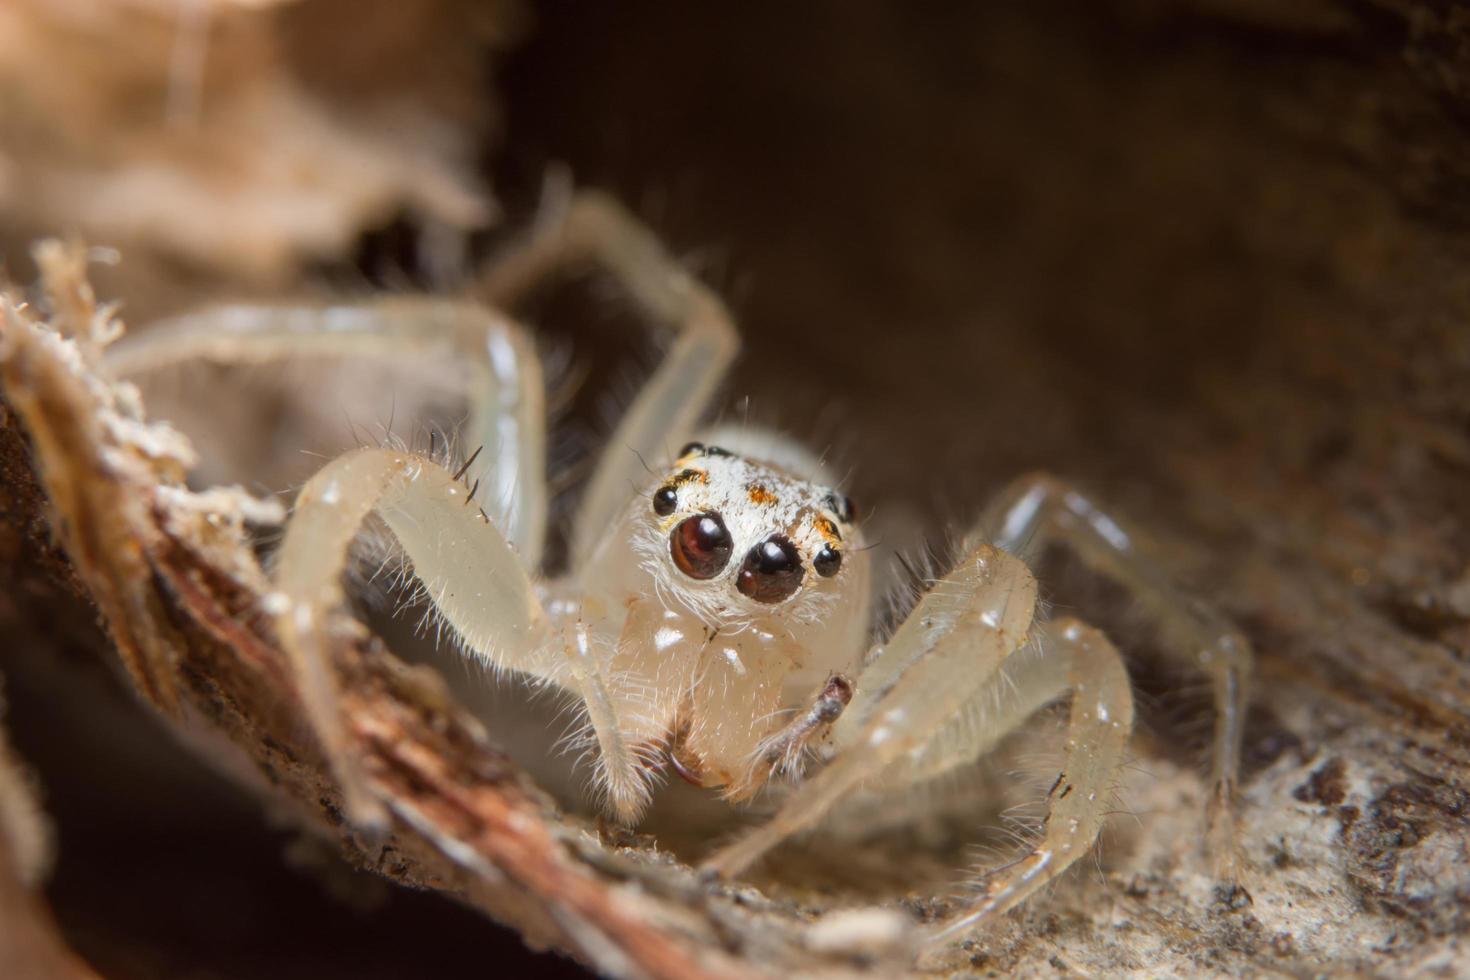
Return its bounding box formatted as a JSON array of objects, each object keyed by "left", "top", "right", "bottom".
[
  {"left": 653, "top": 485, "right": 678, "bottom": 516},
  {"left": 814, "top": 544, "right": 842, "bottom": 577},
  {"left": 679, "top": 441, "right": 705, "bottom": 457},
  {"left": 825, "top": 492, "right": 858, "bottom": 523},
  {"left": 737, "top": 535, "right": 805, "bottom": 603},
  {"left": 671, "top": 513, "right": 733, "bottom": 579}
]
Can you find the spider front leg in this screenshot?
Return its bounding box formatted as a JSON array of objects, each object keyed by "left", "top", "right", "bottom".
[
  {"left": 975, "top": 473, "right": 1252, "bottom": 864},
  {"left": 702, "top": 544, "right": 1049, "bottom": 876},
  {"left": 271, "top": 447, "right": 558, "bottom": 828},
  {"left": 924, "top": 618, "right": 1132, "bottom": 944},
  {"left": 274, "top": 446, "right": 660, "bottom": 827},
  {"left": 703, "top": 545, "right": 1134, "bottom": 944},
  {"left": 479, "top": 191, "right": 739, "bottom": 569}
]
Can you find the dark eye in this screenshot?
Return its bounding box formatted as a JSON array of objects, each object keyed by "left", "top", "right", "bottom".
[
  {"left": 814, "top": 545, "right": 842, "bottom": 577},
  {"left": 653, "top": 485, "right": 678, "bottom": 516},
  {"left": 679, "top": 441, "right": 704, "bottom": 457},
  {"left": 737, "top": 535, "right": 805, "bottom": 603},
  {"left": 670, "top": 513, "right": 732, "bottom": 579}
]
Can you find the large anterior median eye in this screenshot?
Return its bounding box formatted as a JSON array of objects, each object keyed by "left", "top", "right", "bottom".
[
  {"left": 737, "top": 535, "right": 805, "bottom": 603},
  {"left": 670, "top": 513, "right": 733, "bottom": 579}
]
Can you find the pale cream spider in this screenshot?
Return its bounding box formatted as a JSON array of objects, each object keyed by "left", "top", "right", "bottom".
[{"left": 106, "top": 191, "right": 1252, "bottom": 948}]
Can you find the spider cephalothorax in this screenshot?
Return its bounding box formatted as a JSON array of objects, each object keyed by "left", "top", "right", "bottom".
[
  {"left": 574, "top": 431, "right": 870, "bottom": 798},
  {"left": 109, "top": 190, "right": 1252, "bottom": 954}
]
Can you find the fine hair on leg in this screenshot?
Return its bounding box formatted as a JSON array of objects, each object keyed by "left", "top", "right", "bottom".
[{"left": 974, "top": 472, "right": 1251, "bottom": 869}]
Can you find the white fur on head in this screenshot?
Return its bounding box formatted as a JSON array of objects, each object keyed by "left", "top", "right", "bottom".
[{"left": 631, "top": 439, "right": 860, "bottom": 631}]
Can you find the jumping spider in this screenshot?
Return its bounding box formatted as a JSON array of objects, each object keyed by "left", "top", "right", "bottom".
[{"left": 108, "top": 191, "right": 1252, "bottom": 949}]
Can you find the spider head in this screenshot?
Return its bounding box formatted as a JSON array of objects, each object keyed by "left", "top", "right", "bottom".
[{"left": 637, "top": 438, "right": 860, "bottom": 626}]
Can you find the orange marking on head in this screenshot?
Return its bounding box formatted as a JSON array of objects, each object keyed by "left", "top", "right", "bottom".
[
  {"left": 747, "top": 484, "right": 779, "bottom": 506},
  {"left": 815, "top": 517, "right": 842, "bottom": 544}
]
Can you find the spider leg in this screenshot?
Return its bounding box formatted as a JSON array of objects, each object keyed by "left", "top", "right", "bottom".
[
  {"left": 272, "top": 447, "right": 560, "bottom": 828},
  {"left": 701, "top": 544, "right": 1040, "bottom": 878},
  {"left": 973, "top": 472, "right": 1252, "bottom": 865},
  {"left": 876, "top": 626, "right": 1070, "bottom": 787},
  {"left": 703, "top": 545, "right": 1132, "bottom": 944},
  {"left": 920, "top": 618, "right": 1132, "bottom": 946},
  {"left": 561, "top": 618, "right": 667, "bottom": 824},
  {"left": 479, "top": 191, "right": 739, "bottom": 570},
  {"left": 106, "top": 299, "right": 549, "bottom": 566},
  {"left": 274, "top": 445, "right": 658, "bottom": 826}
]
